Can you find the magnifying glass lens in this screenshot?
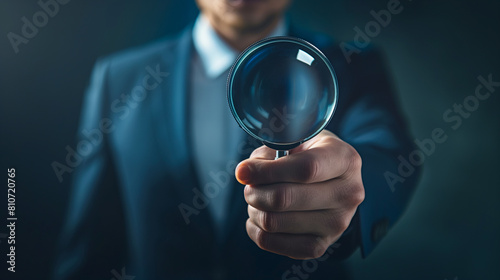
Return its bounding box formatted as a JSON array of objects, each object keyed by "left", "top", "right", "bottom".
[{"left": 228, "top": 37, "right": 338, "bottom": 153}]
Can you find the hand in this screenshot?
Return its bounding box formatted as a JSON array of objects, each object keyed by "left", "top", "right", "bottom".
[{"left": 235, "top": 130, "right": 364, "bottom": 259}]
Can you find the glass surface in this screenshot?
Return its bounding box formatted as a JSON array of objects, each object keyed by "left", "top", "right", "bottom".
[{"left": 228, "top": 37, "right": 338, "bottom": 151}]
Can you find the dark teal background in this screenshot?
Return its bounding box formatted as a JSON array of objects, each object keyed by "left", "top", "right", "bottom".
[{"left": 0, "top": 0, "right": 499, "bottom": 279}]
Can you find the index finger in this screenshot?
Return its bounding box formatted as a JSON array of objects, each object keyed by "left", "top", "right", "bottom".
[{"left": 235, "top": 136, "right": 358, "bottom": 185}]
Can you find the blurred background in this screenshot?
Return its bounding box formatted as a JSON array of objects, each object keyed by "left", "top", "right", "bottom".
[{"left": 0, "top": 0, "right": 499, "bottom": 279}]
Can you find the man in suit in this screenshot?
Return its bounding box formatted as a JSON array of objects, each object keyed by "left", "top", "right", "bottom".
[{"left": 53, "top": 0, "right": 419, "bottom": 279}]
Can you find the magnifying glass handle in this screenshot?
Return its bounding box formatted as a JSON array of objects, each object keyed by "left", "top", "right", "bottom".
[{"left": 275, "top": 150, "right": 289, "bottom": 160}]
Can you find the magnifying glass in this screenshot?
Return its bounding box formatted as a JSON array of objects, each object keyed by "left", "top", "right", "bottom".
[{"left": 227, "top": 36, "right": 339, "bottom": 159}]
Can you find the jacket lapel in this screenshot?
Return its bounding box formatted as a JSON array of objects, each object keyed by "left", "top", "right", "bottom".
[{"left": 155, "top": 26, "right": 214, "bottom": 237}]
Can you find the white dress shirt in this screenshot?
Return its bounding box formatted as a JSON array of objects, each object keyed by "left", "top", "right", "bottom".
[{"left": 190, "top": 14, "right": 287, "bottom": 241}]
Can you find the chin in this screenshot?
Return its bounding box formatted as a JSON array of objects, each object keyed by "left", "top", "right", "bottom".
[{"left": 226, "top": 11, "right": 277, "bottom": 31}]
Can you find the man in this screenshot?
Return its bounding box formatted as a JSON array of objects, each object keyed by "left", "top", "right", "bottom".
[{"left": 53, "top": 0, "right": 419, "bottom": 279}]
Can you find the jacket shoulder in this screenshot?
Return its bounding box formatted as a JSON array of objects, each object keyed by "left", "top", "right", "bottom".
[
  {"left": 291, "top": 25, "right": 384, "bottom": 66},
  {"left": 97, "top": 29, "right": 189, "bottom": 73}
]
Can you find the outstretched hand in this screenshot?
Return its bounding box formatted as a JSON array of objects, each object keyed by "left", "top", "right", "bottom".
[{"left": 236, "top": 130, "right": 365, "bottom": 259}]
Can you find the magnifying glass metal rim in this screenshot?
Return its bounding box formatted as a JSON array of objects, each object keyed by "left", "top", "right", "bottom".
[{"left": 227, "top": 36, "right": 339, "bottom": 151}]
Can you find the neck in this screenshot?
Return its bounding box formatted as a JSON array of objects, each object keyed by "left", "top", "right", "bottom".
[{"left": 205, "top": 15, "right": 283, "bottom": 52}]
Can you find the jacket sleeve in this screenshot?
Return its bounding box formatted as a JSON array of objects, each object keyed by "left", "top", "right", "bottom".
[
  {"left": 330, "top": 47, "right": 420, "bottom": 258},
  {"left": 52, "top": 59, "right": 128, "bottom": 280}
]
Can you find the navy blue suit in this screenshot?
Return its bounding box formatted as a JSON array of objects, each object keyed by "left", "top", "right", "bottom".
[{"left": 53, "top": 25, "right": 419, "bottom": 280}]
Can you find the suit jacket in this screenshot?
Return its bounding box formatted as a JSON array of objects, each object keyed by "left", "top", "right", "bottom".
[{"left": 53, "top": 25, "right": 419, "bottom": 280}]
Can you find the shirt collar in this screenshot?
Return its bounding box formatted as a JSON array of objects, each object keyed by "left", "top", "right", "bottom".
[{"left": 192, "top": 14, "right": 287, "bottom": 79}]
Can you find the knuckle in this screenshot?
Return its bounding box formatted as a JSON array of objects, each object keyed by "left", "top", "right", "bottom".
[
  {"left": 337, "top": 216, "right": 351, "bottom": 233},
  {"left": 298, "top": 155, "right": 319, "bottom": 183},
  {"left": 250, "top": 145, "right": 272, "bottom": 159},
  {"left": 254, "top": 226, "right": 271, "bottom": 250},
  {"left": 352, "top": 184, "right": 365, "bottom": 205},
  {"left": 346, "top": 181, "right": 365, "bottom": 206},
  {"left": 349, "top": 145, "right": 363, "bottom": 171},
  {"left": 306, "top": 238, "right": 328, "bottom": 259},
  {"left": 347, "top": 145, "right": 362, "bottom": 172},
  {"left": 326, "top": 212, "right": 350, "bottom": 233},
  {"left": 260, "top": 211, "right": 278, "bottom": 233},
  {"left": 249, "top": 145, "right": 264, "bottom": 158},
  {"left": 243, "top": 185, "right": 253, "bottom": 203},
  {"left": 270, "top": 185, "right": 292, "bottom": 211}
]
